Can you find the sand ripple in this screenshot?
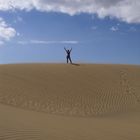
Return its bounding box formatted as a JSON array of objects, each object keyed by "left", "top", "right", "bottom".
[
  {"left": 0, "top": 128, "right": 41, "bottom": 140},
  {"left": 0, "top": 64, "right": 139, "bottom": 117}
]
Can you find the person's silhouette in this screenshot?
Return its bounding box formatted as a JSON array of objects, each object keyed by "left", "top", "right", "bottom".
[{"left": 64, "top": 47, "right": 72, "bottom": 64}]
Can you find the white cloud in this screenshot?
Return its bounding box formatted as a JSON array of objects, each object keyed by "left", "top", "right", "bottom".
[
  {"left": 17, "top": 40, "right": 28, "bottom": 45},
  {"left": 0, "top": 17, "right": 17, "bottom": 43},
  {"left": 18, "top": 40, "right": 79, "bottom": 45},
  {"left": 59, "top": 40, "right": 78, "bottom": 44},
  {"left": 110, "top": 26, "right": 119, "bottom": 32},
  {"left": 0, "top": 0, "right": 140, "bottom": 23},
  {"left": 30, "top": 40, "right": 51, "bottom": 44},
  {"left": 31, "top": 40, "right": 78, "bottom": 44}
]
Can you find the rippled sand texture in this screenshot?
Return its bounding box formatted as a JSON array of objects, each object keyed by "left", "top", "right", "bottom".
[
  {"left": 0, "top": 64, "right": 140, "bottom": 140},
  {"left": 0, "top": 64, "right": 140, "bottom": 116}
]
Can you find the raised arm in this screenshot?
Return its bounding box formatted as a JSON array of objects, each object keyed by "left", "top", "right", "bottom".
[
  {"left": 70, "top": 48, "right": 72, "bottom": 52},
  {"left": 64, "top": 47, "right": 67, "bottom": 52}
]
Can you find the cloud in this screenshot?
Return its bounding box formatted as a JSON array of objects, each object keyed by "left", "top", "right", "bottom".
[
  {"left": 18, "top": 40, "right": 79, "bottom": 45},
  {"left": 30, "top": 40, "right": 78, "bottom": 44},
  {"left": 0, "top": 17, "right": 17, "bottom": 43},
  {"left": 110, "top": 26, "right": 119, "bottom": 32},
  {"left": 0, "top": 0, "right": 140, "bottom": 23},
  {"left": 58, "top": 40, "right": 78, "bottom": 44},
  {"left": 17, "top": 40, "right": 28, "bottom": 45}
]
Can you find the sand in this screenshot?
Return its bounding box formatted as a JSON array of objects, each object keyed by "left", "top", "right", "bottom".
[{"left": 0, "top": 63, "right": 140, "bottom": 140}]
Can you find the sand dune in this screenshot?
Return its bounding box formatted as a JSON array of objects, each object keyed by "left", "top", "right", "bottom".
[
  {"left": 0, "top": 63, "right": 139, "bottom": 116},
  {"left": 0, "top": 63, "right": 140, "bottom": 140}
]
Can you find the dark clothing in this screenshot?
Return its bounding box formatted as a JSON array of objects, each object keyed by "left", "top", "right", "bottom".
[
  {"left": 66, "top": 50, "right": 71, "bottom": 57},
  {"left": 65, "top": 49, "right": 72, "bottom": 63},
  {"left": 66, "top": 55, "right": 72, "bottom": 63}
]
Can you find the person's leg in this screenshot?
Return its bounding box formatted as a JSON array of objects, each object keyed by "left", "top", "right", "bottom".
[
  {"left": 67, "top": 56, "right": 68, "bottom": 63},
  {"left": 69, "top": 57, "right": 72, "bottom": 64}
]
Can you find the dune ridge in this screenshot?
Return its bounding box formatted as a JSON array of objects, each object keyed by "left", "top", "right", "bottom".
[{"left": 0, "top": 63, "right": 140, "bottom": 117}]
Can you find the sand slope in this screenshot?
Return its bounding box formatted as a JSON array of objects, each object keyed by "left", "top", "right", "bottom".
[{"left": 0, "top": 63, "right": 140, "bottom": 140}]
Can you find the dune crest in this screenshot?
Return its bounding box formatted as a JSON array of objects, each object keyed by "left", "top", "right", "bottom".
[{"left": 0, "top": 64, "right": 140, "bottom": 117}]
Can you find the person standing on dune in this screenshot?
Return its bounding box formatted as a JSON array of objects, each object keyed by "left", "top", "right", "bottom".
[{"left": 64, "top": 47, "right": 72, "bottom": 64}]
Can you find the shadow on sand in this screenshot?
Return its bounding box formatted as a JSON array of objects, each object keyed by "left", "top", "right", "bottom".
[{"left": 71, "top": 63, "right": 80, "bottom": 66}]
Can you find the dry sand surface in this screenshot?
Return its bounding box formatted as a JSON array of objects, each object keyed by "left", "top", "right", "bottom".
[{"left": 0, "top": 63, "right": 140, "bottom": 140}]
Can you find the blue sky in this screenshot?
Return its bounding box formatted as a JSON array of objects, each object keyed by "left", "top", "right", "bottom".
[{"left": 0, "top": 0, "right": 140, "bottom": 65}]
